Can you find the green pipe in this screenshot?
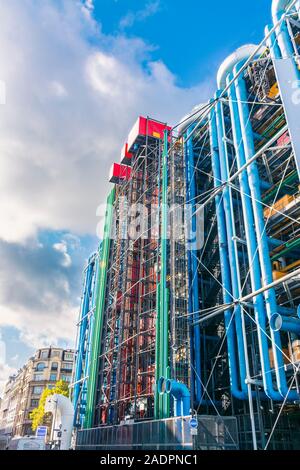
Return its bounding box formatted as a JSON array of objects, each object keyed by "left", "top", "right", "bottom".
[
  {"left": 271, "top": 237, "right": 300, "bottom": 261},
  {"left": 154, "top": 284, "right": 161, "bottom": 419},
  {"left": 84, "top": 188, "right": 115, "bottom": 428},
  {"left": 159, "top": 275, "right": 164, "bottom": 420},
  {"left": 156, "top": 130, "right": 170, "bottom": 419},
  {"left": 162, "top": 131, "right": 170, "bottom": 419},
  {"left": 260, "top": 114, "right": 285, "bottom": 139},
  {"left": 159, "top": 287, "right": 170, "bottom": 418},
  {"left": 164, "top": 291, "right": 170, "bottom": 418}
]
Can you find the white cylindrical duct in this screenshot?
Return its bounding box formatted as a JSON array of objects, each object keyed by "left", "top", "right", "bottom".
[
  {"left": 217, "top": 45, "right": 264, "bottom": 89},
  {"left": 45, "top": 394, "right": 74, "bottom": 450},
  {"left": 271, "top": 0, "right": 300, "bottom": 59},
  {"left": 177, "top": 103, "right": 206, "bottom": 136},
  {"left": 272, "top": 0, "right": 296, "bottom": 23}
]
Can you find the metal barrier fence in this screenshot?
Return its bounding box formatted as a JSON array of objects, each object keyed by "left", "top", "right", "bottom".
[
  {"left": 193, "top": 415, "right": 239, "bottom": 450},
  {"left": 76, "top": 415, "right": 239, "bottom": 450}
]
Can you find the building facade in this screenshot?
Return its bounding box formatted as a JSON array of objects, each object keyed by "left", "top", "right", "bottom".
[
  {"left": 74, "top": 1, "right": 300, "bottom": 450},
  {"left": 0, "top": 347, "right": 74, "bottom": 439}
]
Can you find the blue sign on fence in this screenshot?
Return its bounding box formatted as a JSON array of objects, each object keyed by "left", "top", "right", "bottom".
[
  {"left": 189, "top": 417, "right": 198, "bottom": 429},
  {"left": 36, "top": 426, "right": 47, "bottom": 439}
]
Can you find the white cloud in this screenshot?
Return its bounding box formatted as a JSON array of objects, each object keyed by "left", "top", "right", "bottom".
[
  {"left": 0, "top": 0, "right": 213, "bottom": 244},
  {"left": 0, "top": 237, "right": 80, "bottom": 349},
  {"left": 49, "top": 80, "right": 68, "bottom": 98},
  {"left": 0, "top": 330, "right": 17, "bottom": 394},
  {"left": 0, "top": 0, "right": 214, "bottom": 357},
  {"left": 10, "top": 354, "right": 19, "bottom": 363},
  {"left": 1, "top": 303, "right": 77, "bottom": 350},
  {"left": 0, "top": 363, "right": 17, "bottom": 396},
  {"left": 86, "top": 52, "right": 126, "bottom": 97},
  {"left": 120, "top": 1, "right": 161, "bottom": 29},
  {"left": 81, "top": 0, "right": 95, "bottom": 21},
  {"left": 53, "top": 241, "right": 72, "bottom": 267},
  {"left": 85, "top": 0, "right": 94, "bottom": 10}
]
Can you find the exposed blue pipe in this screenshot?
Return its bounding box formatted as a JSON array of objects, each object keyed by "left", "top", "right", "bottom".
[
  {"left": 226, "top": 72, "right": 284, "bottom": 401},
  {"left": 201, "top": 334, "right": 221, "bottom": 342},
  {"left": 233, "top": 61, "right": 299, "bottom": 401},
  {"left": 80, "top": 253, "right": 99, "bottom": 424},
  {"left": 185, "top": 127, "right": 202, "bottom": 406},
  {"left": 268, "top": 237, "right": 283, "bottom": 248},
  {"left": 73, "top": 256, "right": 95, "bottom": 424},
  {"left": 277, "top": 306, "right": 297, "bottom": 316},
  {"left": 271, "top": 313, "right": 300, "bottom": 335},
  {"left": 209, "top": 104, "right": 248, "bottom": 400},
  {"left": 265, "top": 21, "right": 300, "bottom": 82},
  {"left": 84, "top": 255, "right": 99, "bottom": 379},
  {"left": 214, "top": 91, "right": 249, "bottom": 397},
  {"left": 165, "top": 379, "right": 190, "bottom": 417},
  {"left": 265, "top": 24, "right": 282, "bottom": 59},
  {"left": 246, "top": 302, "right": 296, "bottom": 317},
  {"left": 265, "top": 19, "right": 300, "bottom": 179},
  {"left": 260, "top": 180, "right": 272, "bottom": 190},
  {"left": 271, "top": 4, "right": 300, "bottom": 79}
]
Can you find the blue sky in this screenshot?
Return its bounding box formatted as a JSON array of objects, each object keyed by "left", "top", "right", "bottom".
[
  {"left": 0, "top": 0, "right": 274, "bottom": 391},
  {"left": 94, "top": 0, "right": 271, "bottom": 86}
]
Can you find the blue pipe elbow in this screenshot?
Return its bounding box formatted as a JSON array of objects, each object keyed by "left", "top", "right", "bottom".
[
  {"left": 166, "top": 379, "right": 190, "bottom": 417},
  {"left": 271, "top": 313, "right": 300, "bottom": 335},
  {"left": 166, "top": 379, "right": 190, "bottom": 399}
]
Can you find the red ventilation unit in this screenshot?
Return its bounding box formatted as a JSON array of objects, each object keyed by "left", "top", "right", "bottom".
[
  {"left": 109, "top": 163, "right": 131, "bottom": 184},
  {"left": 120, "top": 142, "right": 133, "bottom": 165},
  {"left": 127, "top": 116, "right": 171, "bottom": 152}
]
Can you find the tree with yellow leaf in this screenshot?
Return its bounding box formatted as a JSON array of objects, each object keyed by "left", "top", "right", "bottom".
[{"left": 30, "top": 380, "right": 69, "bottom": 431}]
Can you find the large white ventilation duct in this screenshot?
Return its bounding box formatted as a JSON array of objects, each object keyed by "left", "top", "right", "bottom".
[
  {"left": 45, "top": 394, "right": 74, "bottom": 450},
  {"left": 272, "top": 0, "right": 294, "bottom": 22},
  {"left": 177, "top": 2, "right": 298, "bottom": 136},
  {"left": 217, "top": 44, "right": 262, "bottom": 89},
  {"left": 177, "top": 103, "right": 207, "bottom": 136}
]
